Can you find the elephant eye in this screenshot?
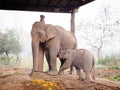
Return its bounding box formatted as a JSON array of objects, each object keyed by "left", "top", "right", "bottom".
[{"left": 38, "top": 33, "right": 42, "bottom": 37}]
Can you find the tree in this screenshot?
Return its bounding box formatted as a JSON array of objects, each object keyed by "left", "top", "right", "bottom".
[
  {"left": 77, "top": 6, "right": 120, "bottom": 60},
  {"left": 0, "top": 29, "right": 22, "bottom": 65}
]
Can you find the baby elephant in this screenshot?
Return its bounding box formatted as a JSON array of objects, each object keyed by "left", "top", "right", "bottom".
[{"left": 58, "top": 49, "right": 95, "bottom": 82}]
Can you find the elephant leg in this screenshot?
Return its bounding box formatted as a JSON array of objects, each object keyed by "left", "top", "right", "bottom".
[
  {"left": 30, "top": 44, "right": 44, "bottom": 76},
  {"left": 75, "top": 67, "right": 83, "bottom": 80},
  {"left": 59, "top": 59, "right": 66, "bottom": 74},
  {"left": 44, "top": 50, "right": 51, "bottom": 71},
  {"left": 58, "top": 59, "right": 72, "bottom": 75},
  {"left": 83, "top": 69, "right": 91, "bottom": 83},
  {"left": 60, "top": 59, "right": 66, "bottom": 68},
  {"left": 70, "top": 65, "right": 74, "bottom": 74},
  {"left": 47, "top": 47, "right": 60, "bottom": 75},
  {"left": 37, "top": 44, "right": 44, "bottom": 71}
]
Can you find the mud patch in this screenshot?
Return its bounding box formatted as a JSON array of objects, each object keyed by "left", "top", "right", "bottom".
[{"left": 0, "top": 66, "right": 120, "bottom": 90}]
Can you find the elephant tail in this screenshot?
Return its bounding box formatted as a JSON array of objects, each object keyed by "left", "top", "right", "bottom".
[
  {"left": 91, "top": 56, "right": 95, "bottom": 80},
  {"left": 92, "top": 56, "right": 95, "bottom": 67}
]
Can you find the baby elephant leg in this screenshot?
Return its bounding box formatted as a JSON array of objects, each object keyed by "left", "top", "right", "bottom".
[
  {"left": 75, "top": 67, "right": 83, "bottom": 80},
  {"left": 58, "top": 59, "right": 72, "bottom": 75},
  {"left": 69, "top": 65, "right": 74, "bottom": 74},
  {"left": 84, "top": 70, "right": 91, "bottom": 83},
  {"left": 91, "top": 67, "right": 95, "bottom": 80}
]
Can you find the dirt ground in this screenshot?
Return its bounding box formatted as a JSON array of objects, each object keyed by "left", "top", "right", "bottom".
[{"left": 0, "top": 66, "right": 120, "bottom": 90}]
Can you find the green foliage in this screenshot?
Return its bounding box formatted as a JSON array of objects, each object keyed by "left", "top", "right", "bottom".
[
  {"left": 97, "top": 54, "right": 120, "bottom": 68},
  {"left": 0, "top": 56, "right": 8, "bottom": 65},
  {"left": 98, "top": 55, "right": 115, "bottom": 65},
  {"left": 110, "top": 66, "right": 120, "bottom": 70},
  {"left": 0, "top": 29, "right": 22, "bottom": 54},
  {"left": 0, "top": 29, "right": 22, "bottom": 65},
  {"left": 0, "top": 55, "right": 20, "bottom": 66},
  {"left": 108, "top": 74, "right": 120, "bottom": 81}
]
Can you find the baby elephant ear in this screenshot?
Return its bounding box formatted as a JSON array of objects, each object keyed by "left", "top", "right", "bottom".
[
  {"left": 45, "top": 25, "right": 55, "bottom": 40},
  {"left": 67, "top": 50, "right": 73, "bottom": 57}
]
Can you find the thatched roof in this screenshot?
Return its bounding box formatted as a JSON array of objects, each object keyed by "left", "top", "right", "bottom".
[{"left": 0, "top": 0, "right": 94, "bottom": 13}]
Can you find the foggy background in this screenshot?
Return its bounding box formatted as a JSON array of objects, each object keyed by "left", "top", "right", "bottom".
[{"left": 0, "top": 0, "right": 120, "bottom": 68}]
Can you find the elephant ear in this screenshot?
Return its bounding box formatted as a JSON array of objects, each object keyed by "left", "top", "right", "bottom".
[{"left": 45, "top": 24, "right": 55, "bottom": 41}]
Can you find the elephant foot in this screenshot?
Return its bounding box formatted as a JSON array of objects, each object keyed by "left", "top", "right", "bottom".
[
  {"left": 47, "top": 71, "right": 58, "bottom": 76},
  {"left": 29, "top": 70, "right": 37, "bottom": 76},
  {"left": 78, "top": 77, "right": 84, "bottom": 81},
  {"left": 58, "top": 71, "right": 64, "bottom": 75},
  {"left": 29, "top": 71, "right": 34, "bottom": 76},
  {"left": 84, "top": 79, "right": 90, "bottom": 83},
  {"left": 69, "top": 71, "right": 72, "bottom": 74}
]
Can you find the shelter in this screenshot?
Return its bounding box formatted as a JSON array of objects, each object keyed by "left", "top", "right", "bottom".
[
  {"left": 0, "top": 0, "right": 94, "bottom": 12},
  {"left": 0, "top": 0, "right": 95, "bottom": 71},
  {"left": 0, "top": 0, "right": 94, "bottom": 34}
]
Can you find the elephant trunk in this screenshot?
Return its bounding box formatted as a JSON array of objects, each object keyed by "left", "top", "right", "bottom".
[
  {"left": 30, "top": 34, "right": 44, "bottom": 75},
  {"left": 31, "top": 36, "right": 39, "bottom": 74}
]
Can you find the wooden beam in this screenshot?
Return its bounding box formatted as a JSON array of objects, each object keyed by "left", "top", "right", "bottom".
[
  {"left": 56, "top": 0, "right": 61, "bottom": 7},
  {"left": 25, "top": 0, "right": 30, "bottom": 8},
  {"left": 46, "top": 0, "right": 51, "bottom": 7},
  {"left": 35, "top": 0, "right": 41, "bottom": 7}
]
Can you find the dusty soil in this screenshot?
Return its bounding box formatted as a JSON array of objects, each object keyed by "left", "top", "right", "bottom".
[{"left": 0, "top": 66, "right": 120, "bottom": 90}]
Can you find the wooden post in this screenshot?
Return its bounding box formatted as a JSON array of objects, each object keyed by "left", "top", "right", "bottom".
[
  {"left": 71, "top": 9, "right": 78, "bottom": 34},
  {"left": 71, "top": 9, "right": 76, "bottom": 35}
]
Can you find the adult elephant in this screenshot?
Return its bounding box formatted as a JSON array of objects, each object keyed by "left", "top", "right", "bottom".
[{"left": 31, "top": 15, "right": 77, "bottom": 75}]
